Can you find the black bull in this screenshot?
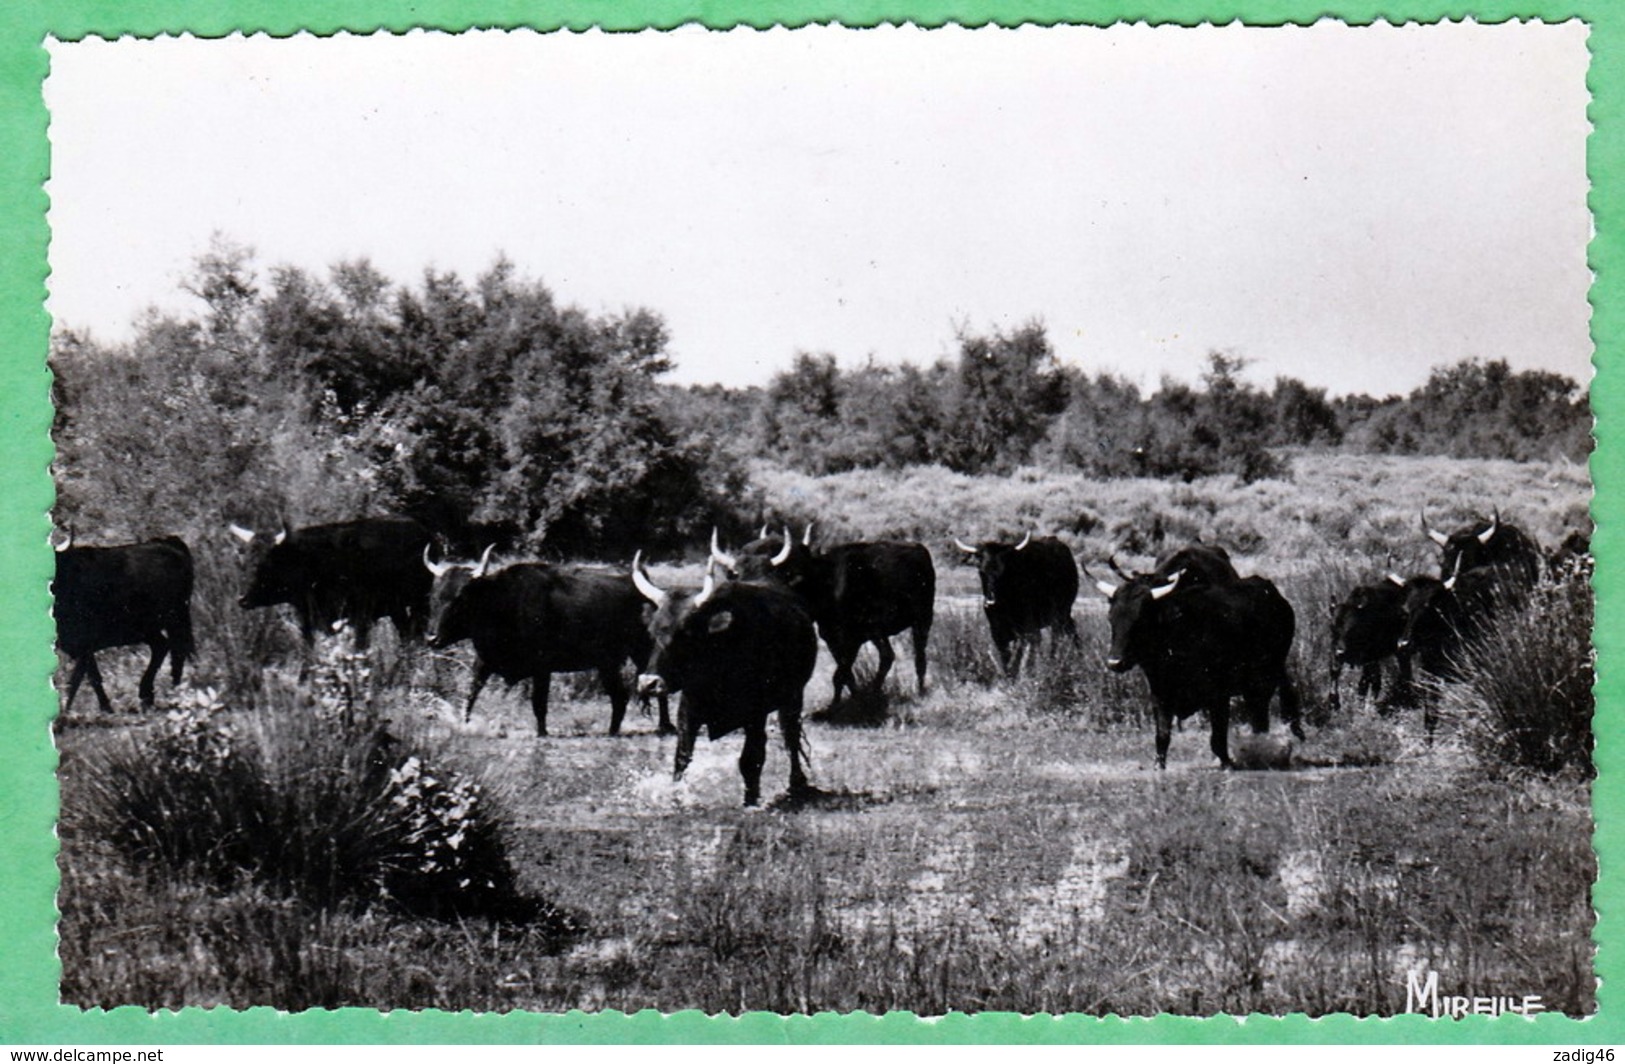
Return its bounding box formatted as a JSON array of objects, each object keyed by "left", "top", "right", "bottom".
[
  {"left": 1329, "top": 577, "right": 1412, "bottom": 710},
  {"left": 953, "top": 534, "right": 1081, "bottom": 676},
  {"left": 633, "top": 557, "right": 818, "bottom": 807},
  {"left": 234, "top": 516, "right": 432, "bottom": 647},
  {"left": 714, "top": 530, "right": 935, "bottom": 709},
  {"left": 424, "top": 551, "right": 673, "bottom": 737},
  {"left": 54, "top": 535, "right": 195, "bottom": 712},
  {"left": 1098, "top": 570, "right": 1303, "bottom": 769}
]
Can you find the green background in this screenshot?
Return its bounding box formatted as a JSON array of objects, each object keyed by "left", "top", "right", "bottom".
[{"left": 0, "top": 0, "right": 1613, "bottom": 1044}]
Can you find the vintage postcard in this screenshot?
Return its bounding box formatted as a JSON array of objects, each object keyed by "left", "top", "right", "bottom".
[{"left": 8, "top": 3, "right": 1617, "bottom": 1047}]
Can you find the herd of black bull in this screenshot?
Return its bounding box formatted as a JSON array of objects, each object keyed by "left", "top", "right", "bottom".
[{"left": 52, "top": 510, "right": 1585, "bottom": 803}]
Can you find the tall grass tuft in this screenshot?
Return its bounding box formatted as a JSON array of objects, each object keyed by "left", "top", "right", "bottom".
[
  {"left": 77, "top": 637, "right": 550, "bottom": 922},
  {"left": 1437, "top": 566, "right": 1594, "bottom": 777}
]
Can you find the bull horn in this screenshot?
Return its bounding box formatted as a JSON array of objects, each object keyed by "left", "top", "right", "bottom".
[
  {"left": 275, "top": 519, "right": 292, "bottom": 546},
  {"left": 630, "top": 551, "right": 669, "bottom": 607},
  {"left": 1478, "top": 509, "right": 1499, "bottom": 545},
  {"left": 1150, "top": 569, "right": 1183, "bottom": 600},
  {"left": 1444, "top": 554, "right": 1463, "bottom": 592},
  {"left": 227, "top": 522, "right": 256, "bottom": 545},
  {"left": 695, "top": 557, "right": 718, "bottom": 607},
  {"left": 1387, "top": 572, "right": 1406, "bottom": 587},
  {"left": 953, "top": 537, "right": 978, "bottom": 555},
  {"left": 802, "top": 523, "right": 815, "bottom": 547},
  {"left": 710, "top": 528, "right": 738, "bottom": 570},
  {"left": 759, "top": 523, "right": 770, "bottom": 539},
  {"left": 1081, "top": 562, "right": 1117, "bottom": 598},
  {"left": 472, "top": 543, "right": 495, "bottom": 579},
  {"left": 1015, "top": 531, "right": 1032, "bottom": 551},
  {"left": 422, "top": 544, "right": 453, "bottom": 578},
  {"left": 1108, "top": 554, "right": 1132, "bottom": 581},
  {"left": 51, "top": 527, "right": 73, "bottom": 552},
  {"left": 770, "top": 527, "right": 794, "bottom": 567},
  {"left": 1421, "top": 509, "right": 1448, "bottom": 547}
]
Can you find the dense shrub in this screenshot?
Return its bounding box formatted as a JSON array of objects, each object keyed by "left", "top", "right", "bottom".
[
  {"left": 1439, "top": 566, "right": 1594, "bottom": 777},
  {"left": 1340, "top": 358, "right": 1590, "bottom": 463},
  {"left": 76, "top": 638, "right": 537, "bottom": 920},
  {"left": 52, "top": 239, "right": 744, "bottom": 560}
]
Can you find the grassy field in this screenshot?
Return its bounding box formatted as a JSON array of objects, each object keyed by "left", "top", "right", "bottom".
[{"left": 54, "top": 452, "right": 1596, "bottom": 1015}]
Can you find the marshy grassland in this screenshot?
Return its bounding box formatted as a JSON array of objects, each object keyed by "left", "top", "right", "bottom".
[{"left": 55, "top": 452, "right": 1595, "bottom": 1015}]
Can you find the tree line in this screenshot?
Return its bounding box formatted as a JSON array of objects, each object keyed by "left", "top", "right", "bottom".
[
  {"left": 726, "top": 326, "right": 1590, "bottom": 481},
  {"left": 52, "top": 242, "right": 1591, "bottom": 556}
]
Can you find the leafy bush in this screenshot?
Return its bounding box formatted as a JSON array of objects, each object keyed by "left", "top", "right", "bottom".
[
  {"left": 1439, "top": 566, "right": 1594, "bottom": 777},
  {"left": 78, "top": 642, "right": 535, "bottom": 920}
]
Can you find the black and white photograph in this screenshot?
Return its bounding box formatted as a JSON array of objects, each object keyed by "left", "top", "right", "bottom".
[{"left": 45, "top": 22, "right": 1595, "bottom": 1016}]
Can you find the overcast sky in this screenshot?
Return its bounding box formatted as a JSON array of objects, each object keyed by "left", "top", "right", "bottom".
[{"left": 45, "top": 22, "right": 1592, "bottom": 396}]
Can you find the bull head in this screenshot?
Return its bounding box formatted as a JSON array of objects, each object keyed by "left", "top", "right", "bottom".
[{"left": 1421, "top": 509, "right": 1449, "bottom": 547}]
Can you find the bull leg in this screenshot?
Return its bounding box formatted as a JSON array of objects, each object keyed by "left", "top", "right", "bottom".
[
  {"left": 1209, "top": 703, "right": 1233, "bottom": 768},
  {"left": 532, "top": 672, "right": 556, "bottom": 736},
  {"left": 780, "top": 704, "right": 811, "bottom": 797},
  {"left": 656, "top": 692, "right": 674, "bottom": 736},
  {"left": 911, "top": 623, "right": 930, "bottom": 694},
  {"left": 137, "top": 636, "right": 170, "bottom": 711},
  {"left": 1329, "top": 659, "right": 1343, "bottom": 711},
  {"left": 1054, "top": 617, "right": 1082, "bottom": 655},
  {"left": 352, "top": 617, "right": 373, "bottom": 652},
  {"left": 464, "top": 659, "right": 493, "bottom": 722},
  {"left": 740, "top": 722, "right": 768, "bottom": 807},
  {"left": 1389, "top": 654, "right": 1415, "bottom": 711},
  {"left": 872, "top": 637, "right": 896, "bottom": 694},
  {"left": 994, "top": 636, "right": 1015, "bottom": 677},
  {"left": 82, "top": 655, "right": 113, "bottom": 713},
  {"left": 1363, "top": 662, "right": 1383, "bottom": 701},
  {"left": 64, "top": 656, "right": 101, "bottom": 713},
  {"left": 1154, "top": 708, "right": 1174, "bottom": 770},
  {"left": 1278, "top": 672, "right": 1305, "bottom": 740},
  {"left": 1244, "top": 688, "right": 1271, "bottom": 734},
  {"left": 827, "top": 635, "right": 861, "bottom": 710},
  {"left": 601, "top": 665, "right": 629, "bottom": 736},
  {"left": 673, "top": 697, "right": 698, "bottom": 780}
]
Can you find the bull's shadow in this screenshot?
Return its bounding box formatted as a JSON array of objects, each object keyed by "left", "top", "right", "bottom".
[
  {"left": 766, "top": 783, "right": 890, "bottom": 813},
  {"left": 807, "top": 681, "right": 892, "bottom": 727}
]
